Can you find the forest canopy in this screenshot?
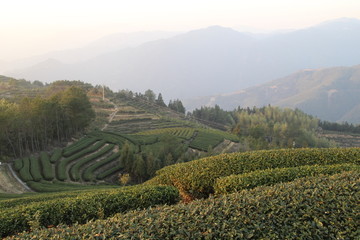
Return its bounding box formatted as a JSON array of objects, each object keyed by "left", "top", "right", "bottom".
[{"left": 0, "top": 86, "right": 94, "bottom": 159}]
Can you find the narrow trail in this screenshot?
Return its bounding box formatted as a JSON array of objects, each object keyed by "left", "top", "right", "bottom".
[
  {"left": 4, "top": 163, "right": 33, "bottom": 193},
  {"left": 101, "top": 100, "right": 119, "bottom": 131}
]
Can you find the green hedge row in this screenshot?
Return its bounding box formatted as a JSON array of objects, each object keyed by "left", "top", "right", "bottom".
[
  {"left": 40, "top": 152, "right": 54, "bottom": 181},
  {"left": 18, "top": 158, "right": 33, "bottom": 182},
  {"left": 49, "top": 148, "right": 63, "bottom": 163},
  {"left": 13, "top": 158, "right": 23, "bottom": 171},
  {"left": 29, "top": 156, "right": 42, "bottom": 182},
  {"left": 214, "top": 163, "right": 360, "bottom": 194},
  {"left": 97, "top": 165, "right": 123, "bottom": 180},
  {"left": 9, "top": 172, "right": 359, "bottom": 240},
  {"left": 0, "top": 185, "right": 117, "bottom": 209},
  {"left": 83, "top": 152, "right": 121, "bottom": 181},
  {"left": 89, "top": 131, "right": 128, "bottom": 145},
  {"left": 57, "top": 140, "right": 106, "bottom": 181},
  {"left": 69, "top": 144, "right": 115, "bottom": 181},
  {"left": 25, "top": 181, "right": 114, "bottom": 193},
  {"left": 189, "top": 130, "right": 224, "bottom": 151},
  {"left": 0, "top": 185, "right": 179, "bottom": 238},
  {"left": 63, "top": 137, "right": 99, "bottom": 157},
  {"left": 147, "top": 148, "right": 360, "bottom": 199}
]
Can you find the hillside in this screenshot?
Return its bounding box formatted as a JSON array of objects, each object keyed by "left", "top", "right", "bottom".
[
  {"left": 0, "top": 77, "right": 359, "bottom": 239},
  {"left": 6, "top": 18, "right": 360, "bottom": 99},
  {"left": 2, "top": 149, "right": 359, "bottom": 238},
  {"left": 185, "top": 65, "right": 360, "bottom": 123},
  {"left": 0, "top": 77, "right": 241, "bottom": 193}
]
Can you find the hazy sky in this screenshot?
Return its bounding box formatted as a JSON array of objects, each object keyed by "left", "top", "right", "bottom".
[{"left": 1, "top": 0, "right": 360, "bottom": 61}]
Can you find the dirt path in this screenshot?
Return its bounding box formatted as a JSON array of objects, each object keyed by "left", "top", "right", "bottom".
[
  {"left": 101, "top": 100, "right": 119, "bottom": 131},
  {"left": 0, "top": 164, "right": 32, "bottom": 193}
]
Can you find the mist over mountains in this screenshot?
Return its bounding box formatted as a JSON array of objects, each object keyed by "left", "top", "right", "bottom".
[
  {"left": 185, "top": 65, "right": 360, "bottom": 123},
  {"left": 1, "top": 31, "right": 179, "bottom": 73},
  {"left": 4, "top": 18, "right": 360, "bottom": 103}
]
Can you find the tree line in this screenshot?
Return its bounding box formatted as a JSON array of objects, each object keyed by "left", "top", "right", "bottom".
[
  {"left": 116, "top": 89, "right": 186, "bottom": 114},
  {"left": 0, "top": 86, "right": 94, "bottom": 160},
  {"left": 190, "top": 105, "right": 334, "bottom": 150}
]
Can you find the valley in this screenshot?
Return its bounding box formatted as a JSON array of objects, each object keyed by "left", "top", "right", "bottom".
[{"left": 0, "top": 76, "right": 359, "bottom": 238}]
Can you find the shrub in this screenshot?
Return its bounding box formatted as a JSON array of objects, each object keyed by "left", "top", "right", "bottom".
[
  {"left": 69, "top": 144, "right": 114, "bottom": 181},
  {"left": 82, "top": 152, "right": 121, "bottom": 181},
  {"left": 96, "top": 165, "right": 123, "bottom": 180},
  {"left": 18, "top": 158, "right": 33, "bottom": 182},
  {"left": 8, "top": 172, "right": 359, "bottom": 240},
  {"left": 57, "top": 140, "right": 106, "bottom": 181},
  {"left": 147, "top": 148, "right": 360, "bottom": 199},
  {"left": 63, "top": 137, "right": 99, "bottom": 157},
  {"left": 0, "top": 185, "right": 179, "bottom": 238},
  {"left": 29, "top": 156, "right": 42, "bottom": 182},
  {"left": 49, "top": 148, "right": 62, "bottom": 163},
  {"left": 13, "top": 158, "right": 23, "bottom": 171},
  {"left": 40, "top": 152, "right": 54, "bottom": 181},
  {"left": 214, "top": 163, "right": 360, "bottom": 194}
]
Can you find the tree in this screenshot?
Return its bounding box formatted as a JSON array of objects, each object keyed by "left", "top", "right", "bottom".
[
  {"left": 156, "top": 93, "right": 167, "bottom": 107},
  {"left": 132, "top": 154, "right": 146, "bottom": 182},
  {"left": 144, "top": 89, "right": 156, "bottom": 103},
  {"left": 168, "top": 99, "right": 185, "bottom": 114}
]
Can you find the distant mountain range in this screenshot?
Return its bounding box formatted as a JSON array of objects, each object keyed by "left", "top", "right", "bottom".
[
  {"left": 185, "top": 65, "right": 360, "bottom": 123},
  {"left": 5, "top": 18, "right": 360, "bottom": 101},
  {"left": 1, "top": 31, "right": 178, "bottom": 73}
]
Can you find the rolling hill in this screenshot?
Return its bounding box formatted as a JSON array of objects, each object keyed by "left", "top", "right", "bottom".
[
  {"left": 185, "top": 65, "right": 360, "bottom": 124},
  {"left": 6, "top": 18, "right": 360, "bottom": 100}
]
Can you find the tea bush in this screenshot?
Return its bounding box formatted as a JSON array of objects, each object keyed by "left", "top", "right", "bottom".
[
  {"left": 8, "top": 172, "right": 359, "bottom": 239},
  {"left": 148, "top": 148, "right": 360, "bottom": 199},
  {"left": 214, "top": 163, "right": 360, "bottom": 194},
  {"left": 0, "top": 185, "right": 179, "bottom": 238}
]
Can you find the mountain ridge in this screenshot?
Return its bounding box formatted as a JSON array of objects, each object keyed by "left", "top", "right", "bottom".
[
  {"left": 6, "top": 18, "right": 360, "bottom": 100},
  {"left": 184, "top": 65, "right": 360, "bottom": 123}
]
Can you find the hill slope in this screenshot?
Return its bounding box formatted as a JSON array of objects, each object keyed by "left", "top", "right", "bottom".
[{"left": 186, "top": 65, "right": 360, "bottom": 123}]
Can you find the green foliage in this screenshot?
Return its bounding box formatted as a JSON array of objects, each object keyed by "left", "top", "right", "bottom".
[
  {"left": 148, "top": 148, "right": 360, "bottom": 199},
  {"left": 168, "top": 99, "right": 185, "bottom": 114},
  {"left": 233, "top": 105, "right": 333, "bottom": 149},
  {"left": 9, "top": 172, "right": 359, "bottom": 240},
  {"left": 137, "top": 127, "right": 195, "bottom": 140},
  {"left": 0, "top": 185, "right": 179, "bottom": 238},
  {"left": 49, "top": 148, "right": 62, "bottom": 163},
  {"left": 96, "top": 165, "right": 123, "bottom": 180},
  {"left": 57, "top": 140, "right": 106, "bottom": 181},
  {"left": 190, "top": 104, "right": 236, "bottom": 126},
  {"left": 63, "top": 137, "right": 99, "bottom": 157},
  {"left": 0, "top": 85, "right": 95, "bottom": 158},
  {"left": 214, "top": 163, "right": 360, "bottom": 194},
  {"left": 24, "top": 181, "right": 113, "bottom": 193},
  {"left": 189, "top": 130, "right": 224, "bottom": 151},
  {"left": 319, "top": 120, "right": 360, "bottom": 134},
  {"left": 29, "top": 156, "right": 42, "bottom": 182},
  {"left": 69, "top": 144, "right": 114, "bottom": 181},
  {"left": 82, "top": 152, "right": 121, "bottom": 182},
  {"left": 18, "top": 158, "right": 33, "bottom": 182},
  {"left": 39, "top": 152, "right": 54, "bottom": 181},
  {"left": 13, "top": 158, "right": 23, "bottom": 171}
]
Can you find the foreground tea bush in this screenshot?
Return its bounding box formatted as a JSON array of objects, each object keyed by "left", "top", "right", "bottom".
[
  {"left": 8, "top": 172, "right": 359, "bottom": 239},
  {"left": 148, "top": 148, "right": 360, "bottom": 199},
  {"left": 214, "top": 163, "right": 360, "bottom": 194},
  {"left": 0, "top": 185, "right": 179, "bottom": 238}
]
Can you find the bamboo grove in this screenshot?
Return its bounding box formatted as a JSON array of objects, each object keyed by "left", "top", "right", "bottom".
[{"left": 0, "top": 86, "right": 94, "bottom": 159}]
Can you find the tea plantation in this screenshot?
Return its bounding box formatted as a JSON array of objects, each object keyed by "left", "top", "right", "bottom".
[
  {"left": 2, "top": 147, "right": 359, "bottom": 238},
  {"left": 1, "top": 80, "right": 359, "bottom": 239},
  {"left": 5, "top": 171, "right": 359, "bottom": 239}
]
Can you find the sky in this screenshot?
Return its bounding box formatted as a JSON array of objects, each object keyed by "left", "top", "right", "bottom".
[{"left": 1, "top": 0, "right": 360, "bottom": 61}]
